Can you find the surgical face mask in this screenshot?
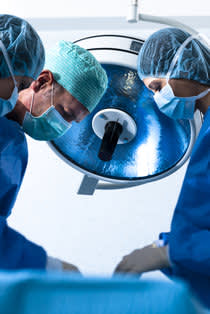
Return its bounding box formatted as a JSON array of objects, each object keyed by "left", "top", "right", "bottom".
[
  {"left": 153, "top": 34, "right": 210, "bottom": 120},
  {"left": 22, "top": 84, "right": 72, "bottom": 141},
  {"left": 0, "top": 40, "right": 18, "bottom": 117},
  {"left": 153, "top": 82, "right": 210, "bottom": 120}
]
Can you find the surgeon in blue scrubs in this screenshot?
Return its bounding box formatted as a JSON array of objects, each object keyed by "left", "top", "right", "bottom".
[
  {"left": 0, "top": 35, "right": 108, "bottom": 270},
  {"left": 0, "top": 14, "right": 45, "bottom": 117},
  {"left": 115, "top": 28, "right": 210, "bottom": 308}
]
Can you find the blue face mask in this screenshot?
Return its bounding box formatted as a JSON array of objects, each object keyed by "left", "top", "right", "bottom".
[
  {"left": 22, "top": 84, "right": 72, "bottom": 141},
  {"left": 153, "top": 33, "right": 210, "bottom": 120},
  {"left": 153, "top": 83, "right": 210, "bottom": 120},
  {"left": 0, "top": 40, "right": 18, "bottom": 116}
]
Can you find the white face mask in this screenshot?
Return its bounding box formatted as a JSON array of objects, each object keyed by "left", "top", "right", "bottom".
[
  {"left": 0, "top": 40, "right": 18, "bottom": 117},
  {"left": 153, "top": 33, "right": 210, "bottom": 120}
]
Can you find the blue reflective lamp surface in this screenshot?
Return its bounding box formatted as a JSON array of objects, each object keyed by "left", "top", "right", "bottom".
[{"left": 52, "top": 64, "right": 191, "bottom": 181}]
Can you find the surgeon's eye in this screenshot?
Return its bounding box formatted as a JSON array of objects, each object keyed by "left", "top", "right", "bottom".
[
  {"left": 64, "top": 108, "right": 76, "bottom": 121},
  {"left": 66, "top": 112, "right": 76, "bottom": 121},
  {"left": 148, "top": 81, "right": 162, "bottom": 92},
  {"left": 55, "top": 104, "right": 77, "bottom": 122}
]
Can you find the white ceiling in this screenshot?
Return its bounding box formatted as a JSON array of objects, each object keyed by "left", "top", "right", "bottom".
[{"left": 2, "top": 0, "right": 210, "bottom": 18}]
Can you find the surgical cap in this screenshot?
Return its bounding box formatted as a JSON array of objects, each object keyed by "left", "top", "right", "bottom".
[
  {"left": 45, "top": 41, "right": 108, "bottom": 112},
  {"left": 0, "top": 14, "right": 45, "bottom": 80},
  {"left": 138, "top": 28, "right": 210, "bottom": 86}
]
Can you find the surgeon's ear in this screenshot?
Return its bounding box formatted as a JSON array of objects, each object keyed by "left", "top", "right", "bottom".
[{"left": 30, "top": 70, "right": 54, "bottom": 92}]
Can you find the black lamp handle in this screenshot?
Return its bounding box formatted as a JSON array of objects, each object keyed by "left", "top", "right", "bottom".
[{"left": 98, "top": 121, "right": 123, "bottom": 161}]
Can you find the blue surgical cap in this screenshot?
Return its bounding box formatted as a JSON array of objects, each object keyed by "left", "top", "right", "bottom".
[
  {"left": 45, "top": 41, "right": 108, "bottom": 112},
  {"left": 138, "top": 28, "right": 210, "bottom": 86},
  {"left": 0, "top": 14, "right": 45, "bottom": 80}
]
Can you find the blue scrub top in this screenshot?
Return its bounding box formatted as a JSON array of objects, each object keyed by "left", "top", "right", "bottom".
[
  {"left": 162, "top": 108, "right": 210, "bottom": 308},
  {"left": 0, "top": 117, "right": 46, "bottom": 269}
]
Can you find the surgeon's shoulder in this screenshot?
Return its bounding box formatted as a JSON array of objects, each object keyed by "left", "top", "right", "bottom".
[{"left": 0, "top": 116, "right": 28, "bottom": 151}]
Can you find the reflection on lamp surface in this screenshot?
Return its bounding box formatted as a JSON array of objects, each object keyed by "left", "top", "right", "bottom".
[{"left": 52, "top": 64, "right": 191, "bottom": 181}]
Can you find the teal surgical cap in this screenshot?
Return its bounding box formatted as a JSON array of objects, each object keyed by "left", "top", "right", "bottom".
[
  {"left": 138, "top": 28, "right": 210, "bottom": 86},
  {"left": 45, "top": 41, "right": 108, "bottom": 112},
  {"left": 0, "top": 14, "right": 45, "bottom": 80}
]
